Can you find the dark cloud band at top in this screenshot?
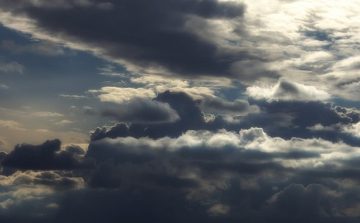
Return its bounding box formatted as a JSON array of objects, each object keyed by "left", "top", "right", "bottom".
[{"left": 0, "top": 0, "right": 249, "bottom": 77}]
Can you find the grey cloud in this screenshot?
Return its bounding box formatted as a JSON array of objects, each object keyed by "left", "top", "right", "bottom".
[
  {"left": 3, "top": 92, "right": 360, "bottom": 222},
  {"left": 90, "top": 123, "right": 129, "bottom": 141},
  {"left": 200, "top": 96, "right": 259, "bottom": 115},
  {"left": 2, "top": 40, "right": 66, "bottom": 56},
  {"left": 247, "top": 78, "right": 331, "bottom": 101},
  {"left": 334, "top": 106, "right": 360, "bottom": 123},
  {"left": 3, "top": 129, "right": 360, "bottom": 222},
  {"left": 1, "top": 139, "right": 95, "bottom": 171},
  {"left": 0, "top": 0, "right": 252, "bottom": 77},
  {"left": 0, "top": 0, "right": 93, "bottom": 9},
  {"left": 0, "top": 61, "right": 24, "bottom": 74},
  {"left": 91, "top": 91, "right": 360, "bottom": 145},
  {"left": 64, "top": 144, "right": 85, "bottom": 155},
  {"left": 266, "top": 184, "right": 333, "bottom": 221},
  {"left": 101, "top": 98, "right": 180, "bottom": 124},
  {"left": 33, "top": 171, "right": 83, "bottom": 191},
  {"left": 80, "top": 128, "right": 360, "bottom": 222},
  {"left": 230, "top": 60, "right": 280, "bottom": 82},
  {"left": 83, "top": 106, "right": 96, "bottom": 116}
]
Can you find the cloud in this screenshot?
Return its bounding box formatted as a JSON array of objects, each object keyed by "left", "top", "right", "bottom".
[
  {"left": 266, "top": 184, "right": 338, "bottom": 220},
  {"left": 97, "top": 64, "right": 126, "bottom": 77},
  {"left": 31, "top": 111, "right": 64, "bottom": 118},
  {"left": 83, "top": 106, "right": 96, "bottom": 115},
  {"left": 88, "top": 87, "right": 156, "bottom": 103},
  {"left": 246, "top": 78, "right": 331, "bottom": 101},
  {"left": 0, "top": 61, "right": 24, "bottom": 74},
  {"left": 3, "top": 126, "right": 360, "bottom": 222},
  {"left": 90, "top": 91, "right": 357, "bottom": 142},
  {"left": 90, "top": 123, "right": 130, "bottom": 141},
  {"left": 1, "top": 139, "right": 95, "bottom": 170},
  {"left": 2, "top": 40, "right": 66, "bottom": 56},
  {"left": 101, "top": 98, "right": 180, "bottom": 124},
  {"left": 3, "top": 1, "right": 360, "bottom": 221},
  {"left": 0, "top": 0, "right": 248, "bottom": 78},
  {"left": 0, "top": 120, "right": 25, "bottom": 130},
  {"left": 53, "top": 120, "right": 74, "bottom": 126},
  {"left": 200, "top": 96, "right": 259, "bottom": 115},
  {"left": 80, "top": 127, "right": 360, "bottom": 222},
  {"left": 0, "top": 84, "right": 9, "bottom": 89},
  {"left": 59, "top": 94, "right": 88, "bottom": 99},
  {"left": 0, "top": 138, "right": 9, "bottom": 151}
]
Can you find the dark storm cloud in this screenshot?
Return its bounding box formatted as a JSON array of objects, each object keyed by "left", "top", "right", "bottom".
[
  {"left": 101, "top": 98, "right": 180, "bottom": 124},
  {"left": 1, "top": 139, "right": 95, "bottom": 171},
  {"left": 0, "top": 0, "right": 250, "bottom": 77}
]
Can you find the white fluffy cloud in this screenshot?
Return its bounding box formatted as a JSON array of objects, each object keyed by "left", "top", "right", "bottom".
[
  {"left": 87, "top": 87, "right": 156, "bottom": 103},
  {"left": 246, "top": 78, "right": 331, "bottom": 101}
]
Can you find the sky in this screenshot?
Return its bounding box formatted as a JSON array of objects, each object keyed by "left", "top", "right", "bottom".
[{"left": 1, "top": 0, "right": 360, "bottom": 222}]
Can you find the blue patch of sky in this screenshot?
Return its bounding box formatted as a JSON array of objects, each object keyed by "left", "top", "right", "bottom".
[{"left": 0, "top": 24, "right": 135, "bottom": 131}]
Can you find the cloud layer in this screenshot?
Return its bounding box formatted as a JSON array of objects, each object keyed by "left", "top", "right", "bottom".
[
  {"left": 2, "top": 0, "right": 360, "bottom": 222},
  {"left": 1, "top": 90, "right": 360, "bottom": 222}
]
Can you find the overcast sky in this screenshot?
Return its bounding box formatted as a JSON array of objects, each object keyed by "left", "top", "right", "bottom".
[{"left": 1, "top": 0, "right": 360, "bottom": 222}]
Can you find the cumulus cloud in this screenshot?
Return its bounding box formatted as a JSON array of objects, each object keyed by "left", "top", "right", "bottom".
[
  {"left": 246, "top": 78, "right": 331, "bottom": 101},
  {"left": 2, "top": 126, "right": 360, "bottom": 222},
  {"left": 101, "top": 98, "right": 180, "bottom": 124},
  {"left": 1, "top": 139, "right": 94, "bottom": 170},
  {"left": 79, "top": 127, "right": 360, "bottom": 221},
  {"left": 3, "top": 0, "right": 360, "bottom": 221},
  {"left": 88, "top": 87, "right": 156, "bottom": 103},
  {"left": 89, "top": 91, "right": 357, "bottom": 142}
]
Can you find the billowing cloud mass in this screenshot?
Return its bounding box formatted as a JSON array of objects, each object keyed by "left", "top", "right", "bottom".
[{"left": 2, "top": 0, "right": 360, "bottom": 222}]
